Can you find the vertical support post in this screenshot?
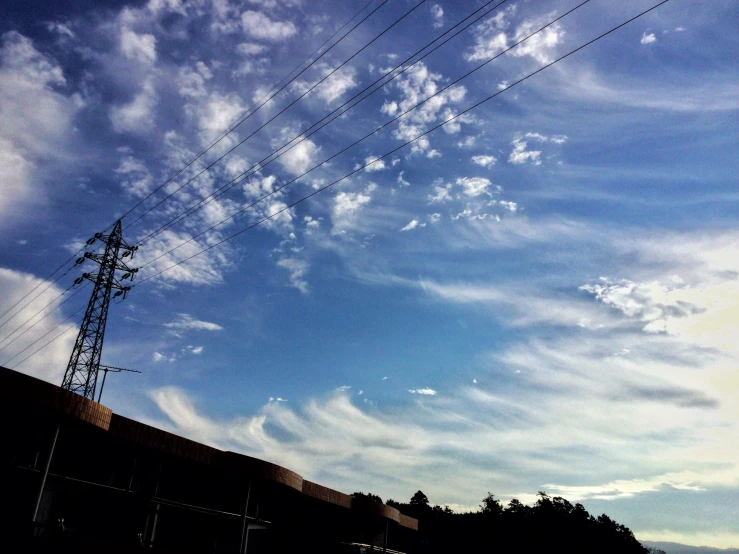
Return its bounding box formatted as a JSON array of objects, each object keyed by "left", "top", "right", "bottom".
[
  {"left": 143, "top": 462, "right": 162, "bottom": 548},
  {"left": 239, "top": 480, "right": 252, "bottom": 554},
  {"left": 97, "top": 368, "right": 108, "bottom": 403},
  {"left": 31, "top": 423, "right": 60, "bottom": 533},
  {"left": 149, "top": 503, "right": 160, "bottom": 548},
  {"left": 383, "top": 521, "right": 388, "bottom": 553},
  {"left": 126, "top": 455, "right": 137, "bottom": 493}
]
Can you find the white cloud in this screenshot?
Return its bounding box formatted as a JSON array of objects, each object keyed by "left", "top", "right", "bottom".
[
  {"left": 331, "top": 183, "right": 376, "bottom": 233},
  {"left": 237, "top": 42, "right": 267, "bottom": 55},
  {"left": 277, "top": 257, "right": 309, "bottom": 294},
  {"left": 189, "top": 346, "right": 203, "bottom": 355},
  {"left": 457, "top": 136, "right": 476, "bottom": 148},
  {"left": 115, "top": 156, "right": 152, "bottom": 198},
  {"left": 499, "top": 200, "right": 518, "bottom": 213},
  {"left": 278, "top": 137, "right": 320, "bottom": 176},
  {"left": 304, "top": 216, "right": 321, "bottom": 230},
  {"left": 0, "top": 32, "right": 80, "bottom": 220},
  {"left": 641, "top": 32, "right": 657, "bottom": 45},
  {"left": 452, "top": 206, "right": 498, "bottom": 222},
  {"left": 315, "top": 65, "right": 357, "bottom": 104},
  {"left": 137, "top": 228, "right": 232, "bottom": 286},
  {"left": 466, "top": 28, "right": 507, "bottom": 62},
  {"left": 431, "top": 4, "right": 444, "bottom": 28},
  {"left": 508, "top": 137, "right": 541, "bottom": 165},
  {"left": 177, "top": 62, "right": 212, "bottom": 99},
  {"left": 177, "top": 70, "right": 247, "bottom": 147},
  {"left": 153, "top": 351, "right": 177, "bottom": 363},
  {"left": 0, "top": 268, "right": 78, "bottom": 383},
  {"left": 557, "top": 69, "right": 738, "bottom": 112},
  {"left": 291, "top": 63, "right": 358, "bottom": 104},
  {"left": 241, "top": 11, "right": 297, "bottom": 41},
  {"left": 141, "top": 229, "right": 739, "bottom": 529},
  {"left": 408, "top": 388, "right": 437, "bottom": 395},
  {"left": 471, "top": 155, "right": 497, "bottom": 168},
  {"left": 110, "top": 78, "right": 158, "bottom": 134},
  {"left": 46, "top": 22, "right": 75, "bottom": 39},
  {"left": 456, "top": 176, "right": 494, "bottom": 197},
  {"left": 580, "top": 275, "right": 739, "bottom": 352},
  {"left": 333, "top": 189, "right": 373, "bottom": 219},
  {"left": 381, "top": 62, "right": 467, "bottom": 156},
  {"left": 466, "top": 8, "right": 563, "bottom": 65},
  {"left": 428, "top": 182, "right": 452, "bottom": 204},
  {"left": 120, "top": 27, "right": 157, "bottom": 65},
  {"left": 361, "top": 156, "right": 386, "bottom": 172},
  {"left": 163, "top": 313, "right": 223, "bottom": 331},
  {"left": 510, "top": 18, "right": 564, "bottom": 64},
  {"left": 522, "top": 132, "right": 567, "bottom": 144},
  {"left": 400, "top": 219, "right": 421, "bottom": 232},
  {"left": 243, "top": 174, "right": 277, "bottom": 198}
]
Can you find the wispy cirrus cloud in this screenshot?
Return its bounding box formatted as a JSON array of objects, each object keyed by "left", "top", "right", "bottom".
[{"left": 163, "top": 313, "right": 223, "bottom": 331}]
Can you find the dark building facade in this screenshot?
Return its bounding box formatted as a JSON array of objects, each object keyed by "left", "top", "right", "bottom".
[{"left": 0, "top": 366, "right": 418, "bottom": 553}]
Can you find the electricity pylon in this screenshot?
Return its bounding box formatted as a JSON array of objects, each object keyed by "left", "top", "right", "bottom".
[{"left": 61, "top": 220, "right": 138, "bottom": 400}]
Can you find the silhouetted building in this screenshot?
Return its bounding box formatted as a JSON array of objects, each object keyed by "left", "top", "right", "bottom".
[{"left": 0, "top": 366, "right": 418, "bottom": 553}]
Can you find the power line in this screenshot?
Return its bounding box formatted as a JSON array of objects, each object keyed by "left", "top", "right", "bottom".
[
  {"left": 0, "top": 283, "right": 78, "bottom": 347},
  {"left": 134, "top": 0, "right": 671, "bottom": 288},
  {"left": 12, "top": 0, "right": 672, "bottom": 371},
  {"left": 135, "top": 0, "right": 512, "bottom": 248},
  {"left": 0, "top": 223, "right": 116, "bottom": 338},
  {"left": 2, "top": 303, "right": 86, "bottom": 368},
  {"left": 0, "top": 263, "right": 73, "bottom": 330},
  {"left": 11, "top": 314, "right": 84, "bottom": 370},
  {"left": 0, "top": 0, "right": 380, "bottom": 336},
  {"left": 122, "top": 0, "right": 429, "bottom": 231},
  {"left": 0, "top": 283, "right": 89, "bottom": 357},
  {"left": 116, "top": 0, "right": 384, "bottom": 225},
  {"left": 137, "top": 0, "right": 591, "bottom": 271},
  {"left": 0, "top": 252, "right": 85, "bottom": 331}
]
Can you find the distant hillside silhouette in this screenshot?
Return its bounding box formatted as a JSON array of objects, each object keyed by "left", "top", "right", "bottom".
[
  {"left": 358, "top": 490, "right": 650, "bottom": 553},
  {"left": 642, "top": 542, "right": 739, "bottom": 554}
]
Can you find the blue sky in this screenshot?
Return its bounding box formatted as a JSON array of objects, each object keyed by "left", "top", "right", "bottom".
[{"left": 0, "top": 0, "right": 737, "bottom": 547}]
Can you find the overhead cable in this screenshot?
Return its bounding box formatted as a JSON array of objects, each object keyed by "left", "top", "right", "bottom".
[
  {"left": 117, "top": 0, "right": 385, "bottom": 225},
  {"left": 136, "top": 0, "right": 512, "bottom": 247},
  {"left": 14, "top": 0, "right": 672, "bottom": 370},
  {"left": 134, "top": 0, "right": 671, "bottom": 287},
  {"left": 3, "top": 1, "right": 381, "bottom": 331},
  {"left": 2, "top": 303, "right": 87, "bottom": 368},
  {"left": 0, "top": 282, "right": 88, "bottom": 355},
  {"left": 122, "top": 0, "right": 430, "bottom": 231},
  {"left": 138, "top": 0, "right": 591, "bottom": 270},
  {"left": 10, "top": 313, "right": 85, "bottom": 370}
]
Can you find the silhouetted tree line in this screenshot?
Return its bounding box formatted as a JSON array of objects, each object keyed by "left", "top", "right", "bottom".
[{"left": 356, "top": 490, "right": 650, "bottom": 554}]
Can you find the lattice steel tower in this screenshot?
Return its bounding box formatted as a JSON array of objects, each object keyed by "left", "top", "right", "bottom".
[{"left": 61, "top": 220, "right": 138, "bottom": 399}]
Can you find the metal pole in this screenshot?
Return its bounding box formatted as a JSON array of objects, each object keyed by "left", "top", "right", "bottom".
[
  {"left": 97, "top": 368, "right": 108, "bottom": 403},
  {"left": 31, "top": 423, "right": 60, "bottom": 531},
  {"left": 383, "top": 521, "right": 388, "bottom": 553},
  {"left": 126, "top": 455, "right": 137, "bottom": 493},
  {"left": 239, "top": 480, "right": 252, "bottom": 553}
]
